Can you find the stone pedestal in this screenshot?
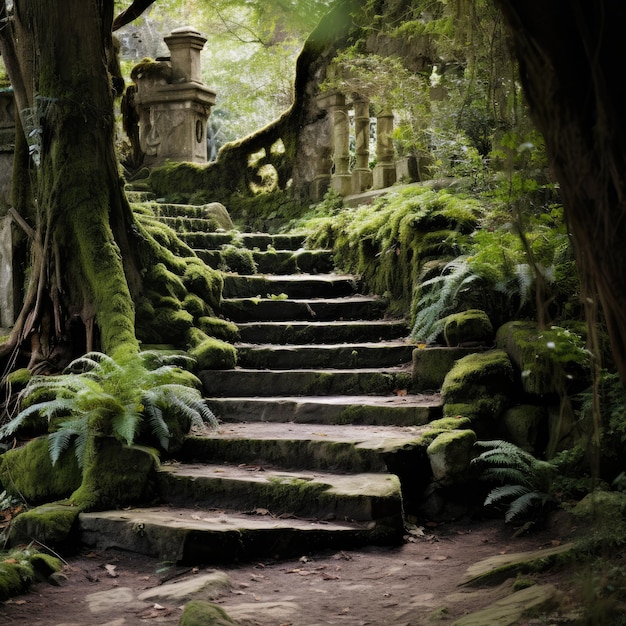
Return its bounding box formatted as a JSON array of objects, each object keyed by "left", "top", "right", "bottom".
[{"left": 133, "top": 27, "right": 216, "bottom": 167}]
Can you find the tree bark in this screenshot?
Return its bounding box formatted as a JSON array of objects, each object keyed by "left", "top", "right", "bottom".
[{"left": 497, "top": 0, "right": 626, "bottom": 383}]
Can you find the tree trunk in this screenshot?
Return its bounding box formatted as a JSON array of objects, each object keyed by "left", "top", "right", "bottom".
[
  {"left": 2, "top": 0, "right": 141, "bottom": 368},
  {"left": 497, "top": 0, "right": 626, "bottom": 384}
]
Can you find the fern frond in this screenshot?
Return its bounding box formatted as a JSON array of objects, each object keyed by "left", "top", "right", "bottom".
[
  {"left": 484, "top": 484, "right": 530, "bottom": 507},
  {"left": 142, "top": 399, "right": 170, "bottom": 450},
  {"left": 110, "top": 408, "right": 141, "bottom": 446},
  {"left": 48, "top": 417, "right": 86, "bottom": 465},
  {"left": 505, "top": 491, "right": 553, "bottom": 524},
  {"left": 481, "top": 467, "right": 532, "bottom": 487}
]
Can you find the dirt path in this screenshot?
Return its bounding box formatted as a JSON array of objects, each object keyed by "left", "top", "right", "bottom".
[{"left": 0, "top": 514, "right": 580, "bottom": 626}]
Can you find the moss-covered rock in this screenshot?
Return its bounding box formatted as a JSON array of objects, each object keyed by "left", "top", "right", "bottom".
[
  {"left": 412, "top": 346, "right": 486, "bottom": 392},
  {"left": 69, "top": 438, "right": 158, "bottom": 511},
  {"left": 200, "top": 203, "right": 234, "bottom": 230},
  {"left": 443, "top": 309, "right": 494, "bottom": 347},
  {"left": 427, "top": 429, "right": 477, "bottom": 485},
  {"left": 178, "top": 600, "right": 237, "bottom": 625},
  {"left": 0, "top": 438, "right": 82, "bottom": 503},
  {"left": 7, "top": 502, "right": 81, "bottom": 549},
  {"left": 499, "top": 404, "right": 547, "bottom": 453},
  {"left": 572, "top": 489, "right": 626, "bottom": 520},
  {"left": 197, "top": 317, "right": 240, "bottom": 343},
  {"left": 187, "top": 331, "right": 237, "bottom": 370},
  {"left": 441, "top": 349, "right": 517, "bottom": 436},
  {"left": 496, "top": 321, "right": 589, "bottom": 397}
]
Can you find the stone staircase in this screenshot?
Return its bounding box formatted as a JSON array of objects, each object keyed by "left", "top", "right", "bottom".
[{"left": 78, "top": 197, "right": 445, "bottom": 565}]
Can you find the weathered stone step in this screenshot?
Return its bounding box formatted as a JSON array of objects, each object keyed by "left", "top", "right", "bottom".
[
  {"left": 199, "top": 366, "right": 413, "bottom": 397},
  {"left": 179, "top": 421, "right": 432, "bottom": 472},
  {"left": 180, "top": 232, "right": 306, "bottom": 250},
  {"left": 157, "top": 463, "right": 402, "bottom": 523},
  {"left": 222, "top": 273, "right": 358, "bottom": 299},
  {"left": 196, "top": 248, "right": 334, "bottom": 274},
  {"left": 235, "top": 341, "right": 415, "bottom": 369},
  {"left": 236, "top": 319, "right": 409, "bottom": 344},
  {"left": 221, "top": 295, "right": 387, "bottom": 322},
  {"left": 79, "top": 506, "right": 402, "bottom": 565},
  {"left": 204, "top": 395, "right": 441, "bottom": 427}
]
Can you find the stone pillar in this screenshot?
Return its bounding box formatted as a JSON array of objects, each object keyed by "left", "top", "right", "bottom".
[
  {"left": 133, "top": 27, "right": 216, "bottom": 167},
  {"left": 351, "top": 95, "right": 372, "bottom": 194},
  {"left": 328, "top": 94, "right": 352, "bottom": 197},
  {"left": 373, "top": 109, "right": 397, "bottom": 189},
  {"left": 311, "top": 94, "right": 335, "bottom": 202},
  {"left": 0, "top": 216, "right": 16, "bottom": 328}
]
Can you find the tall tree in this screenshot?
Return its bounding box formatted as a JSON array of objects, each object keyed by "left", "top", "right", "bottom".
[
  {"left": 0, "top": 0, "right": 141, "bottom": 370},
  {"left": 496, "top": 1, "right": 626, "bottom": 384}
]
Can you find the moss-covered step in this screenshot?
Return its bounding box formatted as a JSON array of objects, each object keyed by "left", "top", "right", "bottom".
[
  {"left": 157, "top": 464, "right": 403, "bottom": 524},
  {"left": 206, "top": 395, "right": 440, "bottom": 426},
  {"left": 78, "top": 506, "right": 402, "bottom": 565},
  {"left": 179, "top": 232, "right": 305, "bottom": 251},
  {"left": 222, "top": 274, "right": 358, "bottom": 299},
  {"left": 199, "top": 367, "right": 414, "bottom": 397},
  {"left": 195, "top": 249, "right": 335, "bottom": 274},
  {"left": 220, "top": 296, "right": 387, "bottom": 322},
  {"left": 235, "top": 341, "right": 415, "bottom": 369},
  {"left": 189, "top": 417, "right": 437, "bottom": 467},
  {"left": 236, "top": 320, "right": 408, "bottom": 344}
]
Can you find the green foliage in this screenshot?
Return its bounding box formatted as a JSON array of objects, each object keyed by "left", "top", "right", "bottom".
[
  {"left": 472, "top": 439, "right": 556, "bottom": 524},
  {"left": 0, "top": 351, "right": 217, "bottom": 469}
]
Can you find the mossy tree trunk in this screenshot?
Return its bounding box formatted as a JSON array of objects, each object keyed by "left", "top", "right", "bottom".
[
  {"left": 497, "top": 0, "right": 626, "bottom": 384},
  {"left": 0, "top": 0, "right": 142, "bottom": 368}
]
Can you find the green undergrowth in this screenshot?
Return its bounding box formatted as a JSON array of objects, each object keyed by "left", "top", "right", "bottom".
[{"left": 0, "top": 547, "right": 62, "bottom": 602}]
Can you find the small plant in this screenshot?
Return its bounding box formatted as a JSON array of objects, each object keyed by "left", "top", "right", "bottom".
[
  {"left": 471, "top": 439, "right": 556, "bottom": 525},
  {"left": 0, "top": 350, "right": 217, "bottom": 469}
]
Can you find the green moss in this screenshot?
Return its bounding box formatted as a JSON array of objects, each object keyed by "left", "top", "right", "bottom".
[
  {"left": 179, "top": 600, "right": 237, "bottom": 626},
  {"left": 147, "top": 263, "right": 187, "bottom": 300},
  {"left": 187, "top": 331, "right": 237, "bottom": 370},
  {"left": 197, "top": 316, "right": 240, "bottom": 342},
  {"left": 428, "top": 416, "right": 472, "bottom": 430},
  {"left": 0, "top": 561, "right": 32, "bottom": 601},
  {"left": 220, "top": 245, "right": 257, "bottom": 274},
  {"left": 496, "top": 321, "right": 589, "bottom": 396},
  {"left": 7, "top": 502, "right": 81, "bottom": 549},
  {"left": 183, "top": 293, "right": 210, "bottom": 318},
  {"left": 441, "top": 350, "right": 516, "bottom": 433},
  {"left": 0, "top": 438, "right": 82, "bottom": 503},
  {"left": 70, "top": 438, "right": 158, "bottom": 511},
  {"left": 152, "top": 306, "right": 194, "bottom": 343},
  {"left": 5, "top": 368, "right": 32, "bottom": 386},
  {"left": 183, "top": 257, "right": 223, "bottom": 309},
  {"left": 443, "top": 309, "right": 493, "bottom": 346}
]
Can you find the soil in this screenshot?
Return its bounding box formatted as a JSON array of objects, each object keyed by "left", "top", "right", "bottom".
[{"left": 0, "top": 513, "right": 586, "bottom": 626}]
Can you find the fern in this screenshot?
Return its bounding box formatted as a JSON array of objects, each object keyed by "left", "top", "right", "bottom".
[
  {"left": 472, "top": 439, "right": 556, "bottom": 526},
  {"left": 0, "top": 350, "right": 218, "bottom": 470}
]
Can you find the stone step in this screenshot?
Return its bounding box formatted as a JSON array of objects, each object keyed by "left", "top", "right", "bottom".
[
  {"left": 78, "top": 506, "right": 402, "bottom": 566},
  {"left": 235, "top": 341, "right": 415, "bottom": 369},
  {"left": 222, "top": 273, "right": 358, "bottom": 299},
  {"left": 179, "top": 421, "right": 432, "bottom": 472},
  {"left": 181, "top": 232, "right": 306, "bottom": 251},
  {"left": 196, "top": 248, "right": 335, "bottom": 274},
  {"left": 157, "top": 463, "right": 403, "bottom": 523},
  {"left": 236, "top": 320, "right": 409, "bottom": 344},
  {"left": 126, "top": 189, "right": 156, "bottom": 203},
  {"left": 159, "top": 215, "right": 226, "bottom": 232},
  {"left": 220, "top": 295, "right": 387, "bottom": 322},
  {"left": 199, "top": 366, "right": 413, "bottom": 397},
  {"left": 204, "top": 395, "right": 441, "bottom": 427}
]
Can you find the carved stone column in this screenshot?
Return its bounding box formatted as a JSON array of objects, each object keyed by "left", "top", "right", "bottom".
[
  {"left": 351, "top": 95, "right": 372, "bottom": 194},
  {"left": 327, "top": 93, "right": 352, "bottom": 196},
  {"left": 373, "top": 109, "right": 397, "bottom": 189}
]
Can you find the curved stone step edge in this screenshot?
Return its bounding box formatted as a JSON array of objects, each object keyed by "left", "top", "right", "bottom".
[
  {"left": 204, "top": 395, "right": 442, "bottom": 427},
  {"left": 157, "top": 464, "right": 402, "bottom": 523},
  {"left": 78, "top": 507, "right": 403, "bottom": 565},
  {"left": 199, "top": 367, "right": 414, "bottom": 397}
]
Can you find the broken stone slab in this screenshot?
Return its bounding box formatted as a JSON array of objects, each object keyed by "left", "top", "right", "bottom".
[
  {"left": 461, "top": 542, "right": 575, "bottom": 586},
  {"left": 138, "top": 570, "right": 231, "bottom": 603},
  {"left": 451, "top": 583, "right": 560, "bottom": 626}
]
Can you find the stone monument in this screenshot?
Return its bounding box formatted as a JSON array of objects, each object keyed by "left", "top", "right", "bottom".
[{"left": 132, "top": 27, "right": 216, "bottom": 167}]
